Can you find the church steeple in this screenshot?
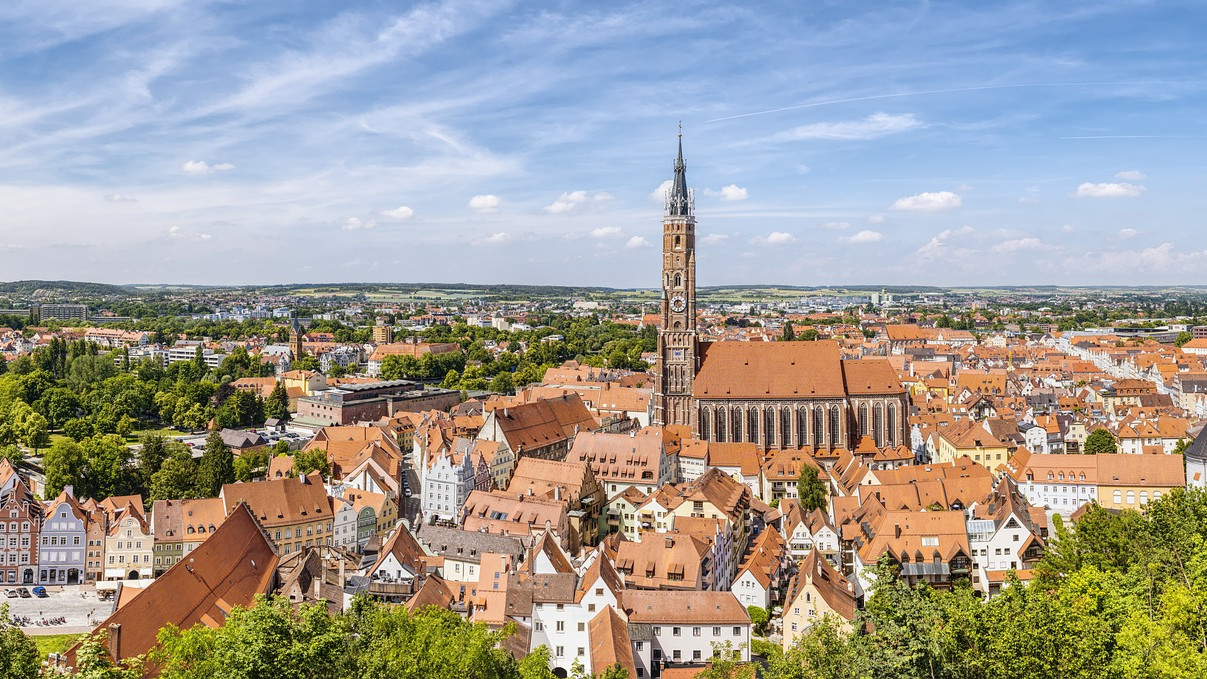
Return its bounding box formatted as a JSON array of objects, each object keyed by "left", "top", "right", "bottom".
[
  {"left": 653, "top": 127, "right": 697, "bottom": 429},
  {"left": 667, "top": 124, "right": 693, "bottom": 217}
]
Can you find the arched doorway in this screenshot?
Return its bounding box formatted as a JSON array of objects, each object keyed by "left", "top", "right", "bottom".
[
  {"left": 127, "top": 570, "right": 140, "bottom": 581},
  {"left": 553, "top": 668, "right": 568, "bottom": 679}
]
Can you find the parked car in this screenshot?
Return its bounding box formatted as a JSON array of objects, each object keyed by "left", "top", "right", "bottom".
[
  {"left": 17, "top": 588, "right": 31, "bottom": 598},
  {"left": 32, "top": 586, "right": 47, "bottom": 598},
  {"left": 3, "top": 588, "right": 16, "bottom": 598}
]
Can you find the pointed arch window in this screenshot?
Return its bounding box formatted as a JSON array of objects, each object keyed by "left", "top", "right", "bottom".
[
  {"left": 859, "top": 404, "right": 869, "bottom": 437},
  {"left": 716, "top": 411, "right": 726, "bottom": 442},
  {"left": 813, "top": 409, "right": 824, "bottom": 448},
  {"left": 732, "top": 409, "right": 742, "bottom": 443},
  {"left": 873, "top": 403, "right": 885, "bottom": 447},
  {"left": 764, "top": 408, "right": 775, "bottom": 448},
  {"left": 748, "top": 409, "right": 759, "bottom": 445},
  {"left": 830, "top": 406, "right": 841, "bottom": 448},
  {"left": 887, "top": 403, "right": 897, "bottom": 446},
  {"left": 798, "top": 409, "right": 810, "bottom": 448},
  {"left": 674, "top": 273, "right": 682, "bottom": 288},
  {"left": 700, "top": 409, "right": 710, "bottom": 441}
]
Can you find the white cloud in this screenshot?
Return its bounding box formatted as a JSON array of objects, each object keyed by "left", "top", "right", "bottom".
[
  {"left": 475, "top": 232, "right": 512, "bottom": 245},
  {"left": 380, "top": 205, "right": 414, "bottom": 220},
  {"left": 992, "top": 237, "right": 1044, "bottom": 253},
  {"left": 342, "top": 217, "right": 376, "bottom": 231},
  {"left": 650, "top": 180, "right": 673, "bottom": 203},
  {"left": 866, "top": 214, "right": 884, "bottom": 224},
  {"left": 701, "top": 233, "right": 729, "bottom": 245},
  {"left": 773, "top": 112, "right": 921, "bottom": 141},
  {"left": 917, "top": 226, "right": 975, "bottom": 260},
  {"left": 752, "top": 231, "right": 796, "bottom": 245},
  {"left": 545, "top": 190, "right": 611, "bottom": 213},
  {"left": 1061, "top": 224, "right": 1075, "bottom": 233},
  {"left": 704, "top": 184, "right": 748, "bottom": 201},
  {"left": 104, "top": 193, "right": 137, "bottom": 202},
  {"left": 1115, "top": 170, "right": 1146, "bottom": 181},
  {"left": 821, "top": 221, "right": 851, "bottom": 230},
  {"left": 892, "top": 191, "right": 962, "bottom": 212},
  {"left": 165, "top": 225, "right": 214, "bottom": 242},
  {"left": 469, "top": 194, "right": 501, "bottom": 212},
  {"left": 1118, "top": 228, "right": 1140, "bottom": 239},
  {"left": 842, "top": 229, "right": 884, "bottom": 244},
  {"left": 590, "top": 226, "right": 623, "bottom": 239},
  {"left": 1074, "top": 182, "right": 1145, "bottom": 198},
  {"left": 181, "top": 160, "right": 234, "bottom": 175},
  {"left": 625, "top": 236, "right": 651, "bottom": 249}
]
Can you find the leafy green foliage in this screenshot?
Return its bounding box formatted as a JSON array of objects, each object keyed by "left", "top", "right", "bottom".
[
  {"left": 796, "top": 464, "right": 828, "bottom": 512},
  {"left": 1084, "top": 428, "right": 1118, "bottom": 455},
  {"left": 0, "top": 603, "right": 39, "bottom": 679},
  {"left": 772, "top": 488, "right": 1207, "bottom": 679},
  {"left": 195, "top": 431, "right": 234, "bottom": 497}
]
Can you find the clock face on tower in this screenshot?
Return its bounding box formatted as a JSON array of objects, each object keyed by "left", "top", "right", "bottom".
[{"left": 670, "top": 294, "right": 686, "bottom": 313}]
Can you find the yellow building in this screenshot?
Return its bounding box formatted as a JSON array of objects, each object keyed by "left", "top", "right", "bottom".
[
  {"left": 220, "top": 473, "right": 334, "bottom": 556},
  {"left": 1096, "top": 453, "right": 1184, "bottom": 511},
  {"left": 934, "top": 419, "right": 1010, "bottom": 469},
  {"left": 781, "top": 549, "right": 857, "bottom": 650}
]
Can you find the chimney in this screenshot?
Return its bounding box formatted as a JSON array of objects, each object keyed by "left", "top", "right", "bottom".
[
  {"left": 64, "top": 485, "right": 74, "bottom": 498},
  {"left": 554, "top": 486, "right": 562, "bottom": 501},
  {"left": 629, "top": 429, "right": 636, "bottom": 438},
  {"left": 107, "top": 623, "right": 121, "bottom": 661},
  {"left": 894, "top": 524, "right": 901, "bottom": 538},
  {"left": 665, "top": 536, "right": 674, "bottom": 549}
]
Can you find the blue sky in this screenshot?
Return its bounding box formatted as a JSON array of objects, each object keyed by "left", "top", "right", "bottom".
[{"left": 1, "top": 0, "right": 1205, "bottom": 287}]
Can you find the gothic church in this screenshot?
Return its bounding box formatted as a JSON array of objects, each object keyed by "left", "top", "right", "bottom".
[{"left": 652, "top": 138, "right": 909, "bottom": 451}]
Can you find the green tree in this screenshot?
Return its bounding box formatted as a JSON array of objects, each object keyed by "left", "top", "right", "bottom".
[
  {"left": 0, "top": 603, "right": 39, "bottom": 679},
  {"left": 293, "top": 447, "right": 329, "bottom": 480},
  {"left": 292, "top": 354, "right": 320, "bottom": 371},
  {"left": 781, "top": 322, "right": 796, "bottom": 341},
  {"left": 149, "top": 450, "right": 200, "bottom": 502},
  {"left": 796, "top": 464, "right": 828, "bottom": 512},
  {"left": 800, "top": 328, "right": 821, "bottom": 341},
  {"left": 19, "top": 411, "right": 49, "bottom": 453},
  {"left": 1175, "top": 330, "right": 1193, "bottom": 347},
  {"left": 44, "top": 438, "right": 86, "bottom": 497},
  {"left": 747, "top": 605, "right": 769, "bottom": 636},
  {"left": 153, "top": 596, "right": 348, "bottom": 679},
  {"left": 1084, "top": 428, "right": 1118, "bottom": 455},
  {"left": 264, "top": 383, "right": 290, "bottom": 422},
  {"left": 64, "top": 417, "right": 95, "bottom": 442},
  {"left": 195, "top": 431, "right": 234, "bottom": 497},
  {"left": 81, "top": 434, "right": 136, "bottom": 498},
  {"left": 770, "top": 615, "right": 860, "bottom": 679}
]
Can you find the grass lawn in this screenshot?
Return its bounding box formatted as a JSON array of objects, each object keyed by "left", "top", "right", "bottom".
[{"left": 34, "top": 633, "right": 80, "bottom": 657}]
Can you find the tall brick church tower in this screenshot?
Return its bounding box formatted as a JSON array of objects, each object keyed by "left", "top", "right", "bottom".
[{"left": 652, "top": 132, "right": 697, "bottom": 427}]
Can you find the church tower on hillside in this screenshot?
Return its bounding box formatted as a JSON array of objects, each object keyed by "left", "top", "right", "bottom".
[
  {"left": 652, "top": 132, "right": 698, "bottom": 427},
  {"left": 289, "top": 318, "right": 304, "bottom": 362}
]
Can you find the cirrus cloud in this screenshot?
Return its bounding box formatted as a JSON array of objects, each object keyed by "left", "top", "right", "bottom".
[
  {"left": 1115, "top": 170, "right": 1146, "bottom": 181},
  {"left": 772, "top": 112, "right": 922, "bottom": 141},
  {"left": 991, "top": 237, "right": 1044, "bottom": 253},
  {"left": 474, "top": 232, "right": 512, "bottom": 245},
  {"left": 342, "top": 217, "right": 376, "bottom": 231},
  {"left": 892, "top": 191, "right": 962, "bottom": 212},
  {"left": 181, "top": 160, "right": 234, "bottom": 175}
]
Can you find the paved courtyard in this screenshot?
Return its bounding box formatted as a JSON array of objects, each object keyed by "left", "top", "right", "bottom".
[{"left": 3, "top": 585, "right": 112, "bottom": 634}]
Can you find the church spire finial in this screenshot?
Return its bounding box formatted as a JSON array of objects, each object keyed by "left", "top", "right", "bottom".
[{"left": 668, "top": 125, "right": 691, "bottom": 217}]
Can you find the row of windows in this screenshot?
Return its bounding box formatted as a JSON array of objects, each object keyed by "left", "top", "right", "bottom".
[
  {"left": 0, "top": 522, "right": 31, "bottom": 532},
  {"left": 653, "top": 625, "right": 743, "bottom": 637},
  {"left": 40, "top": 536, "right": 81, "bottom": 546}
]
